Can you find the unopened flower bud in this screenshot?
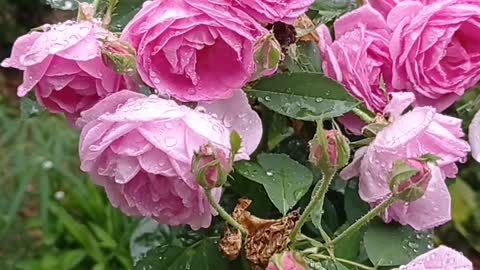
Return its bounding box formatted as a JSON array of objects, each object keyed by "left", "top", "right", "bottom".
[
  {"left": 309, "top": 129, "right": 350, "bottom": 171},
  {"left": 101, "top": 39, "right": 137, "bottom": 75},
  {"left": 192, "top": 144, "right": 232, "bottom": 189},
  {"left": 389, "top": 159, "right": 432, "bottom": 202},
  {"left": 77, "top": 3, "right": 95, "bottom": 21},
  {"left": 267, "top": 252, "right": 305, "bottom": 270},
  {"left": 252, "top": 34, "right": 283, "bottom": 80}
]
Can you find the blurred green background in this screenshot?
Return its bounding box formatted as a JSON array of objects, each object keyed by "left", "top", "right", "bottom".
[{"left": 0, "top": 0, "right": 479, "bottom": 269}]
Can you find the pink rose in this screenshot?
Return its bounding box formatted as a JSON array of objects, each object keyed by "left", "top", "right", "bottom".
[
  {"left": 400, "top": 246, "right": 473, "bottom": 270},
  {"left": 122, "top": 0, "right": 266, "bottom": 102},
  {"left": 388, "top": 0, "right": 480, "bottom": 111},
  {"left": 317, "top": 5, "right": 393, "bottom": 113},
  {"left": 1, "top": 21, "right": 123, "bottom": 120},
  {"left": 232, "top": 0, "right": 314, "bottom": 24},
  {"left": 469, "top": 110, "right": 480, "bottom": 162},
  {"left": 78, "top": 90, "right": 262, "bottom": 229},
  {"left": 366, "top": 0, "right": 436, "bottom": 18},
  {"left": 341, "top": 93, "right": 470, "bottom": 230},
  {"left": 266, "top": 252, "right": 305, "bottom": 270}
]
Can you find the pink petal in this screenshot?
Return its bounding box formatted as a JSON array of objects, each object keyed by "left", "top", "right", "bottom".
[{"left": 469, "top": 110, "right": 480, "bottom": 162}]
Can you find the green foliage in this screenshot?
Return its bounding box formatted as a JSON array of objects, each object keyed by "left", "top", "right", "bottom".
[
  {"left": 131, "top": 218, "right": 245, "bottom": 270},
  {"left": 236, "top": 153, "right": 314, "bottom": 215},
  {"left": 249, "top": 72, "right": 358, "bottom": 121},
  {"left": 363, "top": 221, "right": 433, "bottom": 266}
]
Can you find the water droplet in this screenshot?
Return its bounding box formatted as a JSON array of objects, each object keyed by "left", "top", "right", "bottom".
[
  {"left": 164, "top": 137, "right": 177, "bottom": 147},
  {"left": 266, "top": 170, "right": 274, "bottom": 176}
]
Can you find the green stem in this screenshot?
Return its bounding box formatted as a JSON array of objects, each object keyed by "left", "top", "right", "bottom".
[
  {"left": 205, "top": 189, "right": 248, "bottom": 235},
  {"left": 309, "top": 254, "right": 375, "bottom": 270},
  {"left": 290, "top": 169, "right": 336, "bottom": 242},
  {"left": 92, "top": 0, "right": 102, "bottom": 13},
  {"left": 331, "top": 196, "right": 397, "bottom": 246},
  {"left": 352, "top": 108, "right": 375, "bottom": 124}
]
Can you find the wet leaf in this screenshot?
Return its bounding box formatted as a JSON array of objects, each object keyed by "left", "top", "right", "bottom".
[
  {"left": 236, "top": 153, "right": 313, "bottom": 215},
  {"left": 249, "top": 73, "right": 358, "bottom": 121}
]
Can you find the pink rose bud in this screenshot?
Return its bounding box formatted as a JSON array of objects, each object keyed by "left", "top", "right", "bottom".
[
  {"left": 389, "top": 159, "right": 432, "bottom": 202},
  {"left": 309, "top": 129, "right": 350, "bottom": 171},
  {"left": 266, "top": 252, "right": 305, "bottom": 270},
  {"left": 252, "top": 34, "right": 282, "bottom": 80},
  {"left": 192, "top": 144, "right": 233, "bottom": 189},
  {"left": 101, "top": 38, "right": 136, "bottom": 75}
]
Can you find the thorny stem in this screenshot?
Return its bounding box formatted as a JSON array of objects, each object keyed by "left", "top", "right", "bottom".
[
  {"left": 331, "top": 196, "right": 397, "bottom": 246},
  {"left": 205, "top": 189, "right": 248, "bottom": 236},
  {"left": 352, "top": 107, "right": 375, "bottom": 124},
  {"left": 290, "top": 169, "right": 336, "bottom": 242},
  {"left": 308, "top": 254, "right": 376, "bottom": 270}
]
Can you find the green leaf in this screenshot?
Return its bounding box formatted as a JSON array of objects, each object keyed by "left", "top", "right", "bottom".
[
  {"left": 230, "top": 130, "right": 242, "bottom": 155},
  {"left": 89, "top": 222, "right": 118, "bottom": 249},
  {"left": 344, "top": 181, "right": 369, "bottom": 224},
  {"left": 235, "top": 153, "right": 313, "bottom": 215},
  {"left": 49, "top": 204, "right": 105, "bottom": 264},
  {"left": 249, "top": 73, "right": 358, "bottom": 121},
  {"left": 109, "top": 0, "right": 144, "bottom": 32},
  {"left": 285, "top": 41, "right": 322, "bottom": 73},
  {"left": 131, "top": 218, "right": 235, "bottom": 270},
  {"left": 449, "top": 178, "right": 476, "bottom": 224},
  {"left": 334, "top": 229, "right": 361, "bottom": 261},
  {"left": 364, "top": 220, "right": 433, "bottom": 266},
  {"left": 311, "top": 197, "right": 338, "bottom": 235},
  {"left": 267, "top": 114, "right": 293, "bottom": 150},
  {"left": 20, "top": 95, "right": 45, "bottom": 118},
  {"left": 130, "top": 218, "right": 173, "bottom": 263},
  {"left": 61, "top": 250, "right": 87, "bottom": 270}
]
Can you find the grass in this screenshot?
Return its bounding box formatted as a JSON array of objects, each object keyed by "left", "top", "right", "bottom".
[{"left": 0, "top": 96, "right": 137, "bottom": 270}]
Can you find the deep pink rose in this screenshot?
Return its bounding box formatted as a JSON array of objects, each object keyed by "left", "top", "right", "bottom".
[
  {"left": 1, "top": 21, "right": 123, "bottom": 120},
  {"left": 388, "top": 0, "right": 480, "bottom": 111},
  {"left": 400, "top": 246, "right": 472, "bottom": 270},
  {"left": 232, "top": 0, "right": 314, "bottom": 24},
  {"left": 470, "top": 110, "right": 480, "bottom": 162},
  {"left": 122, "top": 0, "right": 266, "bottom": 102},
  {"left": 318, "top": 6, "right": 393, "bottom": 113},
  {"left": 78, "top": 90, "right": 262, "bottom": 229},
  {"left": 266, "top": 252, "right": 305, "bottom": 270},
  {"left": 341, "top": 93, "right": 470, "bottom": 230}
]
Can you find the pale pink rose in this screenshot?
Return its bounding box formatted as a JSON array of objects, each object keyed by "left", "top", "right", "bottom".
[
  {"left": 388, "top": 0, "right": 480, "bottom": 111},
  {"left": 78, "top": 90, "right": 262, "bottom": 229},
  {"left": 317, "top": 5, "right": 393, "bottom": 114},
  {"left": 1, "top": 21, "right": 123, "bottom": 120},
  {"left": 470, "top": 110, "right": 480, "bottom": 162},
  {"left": 266, "top": 252, "right": 305, "bottom": 270},
  {"left": 341, "top": 93, "right": 470, "bottom": 230},
  {"left": 399, "top": 246, "right": 472, "bottom": 270},
  {"left": 232, "top": 0, "right": 314, "bottom": 24},
  {"left": 121, "top": 0, "right": 266, "bottom": 102}
]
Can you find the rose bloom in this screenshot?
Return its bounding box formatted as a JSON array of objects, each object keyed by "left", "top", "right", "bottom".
[
  {"left": 399, "top": 246, "right": 472, "bottom": 270},
  {"left": 1, "top": 20, "right": 123, "bottom": 120},
  {"left": 122, "top": 0, "right": 266, "bottom": 102},
  {"left": 317, "top": 5, "right": 393, "bottom": 114},
  {"left": 387, "top": 0, "right": 480, "bottom": 111},
  {"left": 341, "top": 93, "right": 470, "bottom": 230},
  {"left": 470, "top": 110, "right": 480, "bottom": 162},
  {"left": 266, "top": 252, "right": 305, "bottom": 270},
  {"left": 232, "top": 0, "right": 314, "bottom": 24},
  {"left": 78, "top": 90, "right": 262, "bottom": 229}
]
